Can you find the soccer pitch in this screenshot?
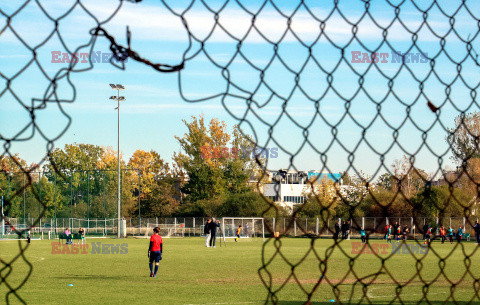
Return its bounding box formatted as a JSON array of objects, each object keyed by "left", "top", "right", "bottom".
[{"left": 1, "top": 238, "right": 479, "bottom": 304}]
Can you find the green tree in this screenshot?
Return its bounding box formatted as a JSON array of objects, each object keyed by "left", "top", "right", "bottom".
[
  {"left": 218, "top": 192, "right": 280, "bottom": 217},
  {"left": 43, "top": 144, "right": 127, "bottom": 219},
  {"left": 377, "top": 173, "right": 394, "bottom": 190},
  {"left": 174, "top": 115, "right": 267, "bottom": 216},
  {"left": 174, "top": 115, "right": 227, "bottom": 202},
  {"left": 0, "top": 154, "right": 34, "bottom": 218},
  {"left": 45, "top": 143, "right": 104, "bottom": 172},
  {"left": 447, "top": 112, "right": 480, "bottom": 162}
]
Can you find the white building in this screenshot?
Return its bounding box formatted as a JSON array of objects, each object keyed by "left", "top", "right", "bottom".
[{"left": 263, "top": 170, "right": 342, "bottom": 210}]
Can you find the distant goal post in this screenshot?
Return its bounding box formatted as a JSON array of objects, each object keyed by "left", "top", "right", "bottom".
[
  {"left": 144, "top": 223, "right": 185, "bottom": 238},
  {"left": 221, "top": 217, "right": 265, "bottom": 242}
]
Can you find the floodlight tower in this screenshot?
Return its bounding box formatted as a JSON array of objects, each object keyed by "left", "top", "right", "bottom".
[
  {"left": 109, "top": 84, "right": 125, "bottom": 238},
  {"left": 1, "top": 196, "right": 4, "bottom": 240}
]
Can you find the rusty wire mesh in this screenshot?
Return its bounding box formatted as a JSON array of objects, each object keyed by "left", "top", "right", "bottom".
[{"left": 2, "top": 0, "right": 480, "bottom": 304}]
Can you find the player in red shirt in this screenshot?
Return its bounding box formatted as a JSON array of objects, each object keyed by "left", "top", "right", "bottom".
[{"left": 148, "top": 227, "right": 163, "bottom": 278}]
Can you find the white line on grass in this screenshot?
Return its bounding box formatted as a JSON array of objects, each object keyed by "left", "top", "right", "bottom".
[
  {"left": 359, "top": 287, "right": 448, "bottom": 301},
  {"left": 184, "top": 302, "right": 260, "bottom": 305},
  {"left": 25, "top": 256, "right": 45, "bottom": 263}
]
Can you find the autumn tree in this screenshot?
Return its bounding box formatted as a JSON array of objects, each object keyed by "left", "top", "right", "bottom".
[
  {"left": 174, "top": 115, "right": 265, "bottom": 216},
  {"left": 174, "top": 115, "right": 227, "bottom": 203},
  {"left": 296, "top": 177, "right": 340, "bottom": 218},
  {"left": 127, "top": 150, "right": 179, "bottom": 217}
]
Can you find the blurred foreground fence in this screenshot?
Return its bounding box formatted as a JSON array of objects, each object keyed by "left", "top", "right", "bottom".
[{"left": 3, "top": 0, "right": 480, "bottom": 304}]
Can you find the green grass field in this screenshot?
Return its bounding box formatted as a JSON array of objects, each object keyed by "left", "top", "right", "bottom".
[{"left": 1, "top": 237, "right": 480, "bottom": 304}]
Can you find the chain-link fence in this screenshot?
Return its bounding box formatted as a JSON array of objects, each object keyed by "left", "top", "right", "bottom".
[
  {"left": 3, "top": 0, "right": 480, "bottom": 304},
  {"left": 3, "top": 215, "right": 478, "bottom": 238}
]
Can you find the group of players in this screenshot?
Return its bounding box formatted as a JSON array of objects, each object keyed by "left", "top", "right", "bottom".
[
  {"left": 146, "top": 220, "right": 480, "bottom": 278},
  {"left": 383, "top": 222, "right": 410, "bottom": 242},
  {"left": 202, "top": 218, "right": 246, "bottom": 246},
  {"left": 146, "top": 219, "right": 244, "bottom": 278},
  {"left": 203, "top": 218, "right": 221, "bottom": 247},
  {"left": 381, "top": 221, "right": 478, "bottom": 245}
]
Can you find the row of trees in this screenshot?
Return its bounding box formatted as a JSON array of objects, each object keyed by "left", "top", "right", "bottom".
[
  {"left": 0, "top": 115, "right": 280, "bottom": 220},
  {"left": 297, "top": 112, "right": 480, "bottom": 221},
  {"left": 2, "top": 112, "right": 480, "bottom": 221}
]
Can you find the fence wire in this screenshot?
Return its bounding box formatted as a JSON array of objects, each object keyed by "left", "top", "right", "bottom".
[{"left": 2, "top": 0, "right": 480, "bottom": 304}]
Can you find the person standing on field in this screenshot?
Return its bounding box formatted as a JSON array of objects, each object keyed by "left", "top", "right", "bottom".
[
  {"left": 457, "top": 226, "right": 463, "bottom": 243},
  {"left": 423, "top": 223, "right": 429, "bottom": 240},
  {"left": 440, "top": 226, "right": 446, "bottom": 244},
  {"left": 79, "top": 227, "right": 85, "bottom": 244},
  {"left": 402, "top": 225, "right": 409, "bottom": 241},
  {"left": 345, "top": 221, "right": 351, "bottom": 240},
  {"left": 360, "top": 228, "right": 366, "bottom": 243},
  {"left": 424, "top": 226, "right": 432, "bottom": 245},
  {"left": 64, "top": 228, "right": 72, "bottom": 244},
  {"left": 384, "top": 224, "right": 390, "bottom": 240},
  {"left": 148, "top": 227, "right": 163, "bottom": 278},
  {"left": 334, "top": 221, "right": 340, "bottom": 240},
  {"left": 204, "top": 219, "right": 212, "bottom": 247},
  {"left": 474, "top": 221, "right": 480, "bottom": 244},
  {"left": 448, "top": 227, "right": 454, "bottom": 244},
  {"left": 392, "top": 222, "right": 399, "bottom": 240},
  {"left": 388, "top": 225, "right": 394, "bottom": 243},
  {"left": 208, "top": 218, "right": 221, "bottom": 248},
  {"left": 235, "top": 225, "right": 242, "bottom": 242}
]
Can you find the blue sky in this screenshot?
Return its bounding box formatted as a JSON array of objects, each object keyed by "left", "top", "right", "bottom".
[{"left": 1, "top": 0, "right": 480, "bottom": 180}]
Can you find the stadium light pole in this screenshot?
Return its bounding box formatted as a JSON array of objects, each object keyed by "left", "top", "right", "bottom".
[
  {"left": 109, "top": 84, "right": 125, "bottom": 238},
  {"left": 1, "top": 196, "right": 4, "bottom": 240}
]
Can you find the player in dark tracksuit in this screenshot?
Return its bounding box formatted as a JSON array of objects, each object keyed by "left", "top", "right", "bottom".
[
  {"left": 204, "top": 219, "right": 212, "bottom": 247},
  {"left": 474, "top": 221, "right": 480, "bottom": 244},
  {"left": 334, "top": 221, "right": 340, "bottom": 240},
  {"left": 423, "top": 224, "right": 429, "bottom": 240},
  {"left": 208, "top": 219, "right": 221, "bottom": 247},
  {"left": 392, "top": 222, "right": 399, "bottom": 241},
  {"left": 341, "top": 222, "right": 347, "bottom": 239}
]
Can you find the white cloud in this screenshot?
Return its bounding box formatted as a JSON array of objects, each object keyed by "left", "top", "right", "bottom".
[{"left": 100, "top": 3, "right": 450, "bottom": 44}]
